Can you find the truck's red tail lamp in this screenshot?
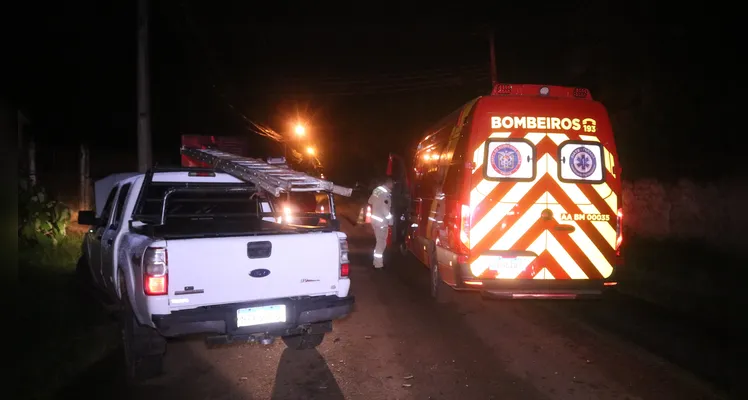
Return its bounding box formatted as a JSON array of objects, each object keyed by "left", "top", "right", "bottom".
[
  {"left": 615, "top": 208, "right": 624, "bottom": 255},
  {"left": 339, "top": 239, "right": 350, "bottom": 278},
  {"left": 144, "top": 247, "right": 168, "bottom": 296}
]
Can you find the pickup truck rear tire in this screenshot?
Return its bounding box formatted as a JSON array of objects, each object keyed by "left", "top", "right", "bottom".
[
  {"left": 282, "top": 333, "right": 325, "bottom": 350},
  {"left": 119, "top": 274, "right": 166, "bottom": 383}
]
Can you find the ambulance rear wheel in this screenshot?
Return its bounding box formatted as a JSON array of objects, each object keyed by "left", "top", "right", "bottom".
[
  {"left": 399, "top": 241, "right": 408, "bottom": 256},
  {"left": 430, "top": 250, "right": 451, "bottom": 303}
]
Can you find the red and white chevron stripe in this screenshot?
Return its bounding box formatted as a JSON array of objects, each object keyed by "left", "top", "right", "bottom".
[{"left": 467, "top": 131, "right": 619, "bottom": 280}]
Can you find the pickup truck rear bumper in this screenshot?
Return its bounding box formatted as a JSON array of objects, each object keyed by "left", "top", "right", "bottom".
[{"left": 152, "top": 295, "right": 354, "bottom": 339}]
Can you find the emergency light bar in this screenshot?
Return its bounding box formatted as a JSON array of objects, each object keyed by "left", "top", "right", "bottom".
[{"left": 491, "top": 83, "right": 593, "bottom": 100}]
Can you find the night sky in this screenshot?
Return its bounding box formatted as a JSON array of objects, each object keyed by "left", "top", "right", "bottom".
[{"left": 16, "top": 3, "right": 742, "bottom": 199}]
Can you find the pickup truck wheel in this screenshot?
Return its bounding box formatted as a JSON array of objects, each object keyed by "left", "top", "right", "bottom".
[
  {"left": 120, "top": 276, "right": 165, "bottom": 383},
  {"left": 282, "top": 333, "right": 325, "bottom": 350}
]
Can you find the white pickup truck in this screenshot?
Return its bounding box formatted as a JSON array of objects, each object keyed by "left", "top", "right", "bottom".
[{"left": 77, "top": 167, "right": 354, "bottom": 381}]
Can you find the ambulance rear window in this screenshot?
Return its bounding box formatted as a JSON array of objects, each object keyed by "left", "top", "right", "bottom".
[
  {"left": 557, "top": 140, "right": 606, "bottom": 184},
  {"left": 482, "top": 138, "right": 537, "bottom": 182}
]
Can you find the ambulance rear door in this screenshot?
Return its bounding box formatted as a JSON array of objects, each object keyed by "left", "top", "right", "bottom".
[{"left": 468, "top": 129, "right": 548, "bottom": 282}]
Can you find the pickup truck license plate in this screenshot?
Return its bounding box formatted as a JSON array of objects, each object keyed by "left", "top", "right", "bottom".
[{"left": 236, "top": 304, "right": 287, "bottom": 327}]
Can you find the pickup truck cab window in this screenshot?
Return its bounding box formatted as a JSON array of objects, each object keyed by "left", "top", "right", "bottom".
[
  {"left": 99, "top": 185, "right": 119, "bottom": 227},
  {"left": 88, "top": 185, "right": 118, "bottom": 289},
  {"left": 112, "top": 183, "right": 132, "bottom": 229}
]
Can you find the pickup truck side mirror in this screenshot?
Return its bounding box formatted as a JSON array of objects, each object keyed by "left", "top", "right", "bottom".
[{"left": 78, "top": 210, "right": 100, "bottom": 226}]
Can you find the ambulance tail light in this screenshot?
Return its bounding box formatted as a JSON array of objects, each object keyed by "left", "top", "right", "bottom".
[
  {"left": 615, "top": 208, "right": 623, "bottom": 254},
  {"left": 143, "top": 247, "right": 168, "bottom": 296},
  {"left": 460, "top": 204, "right": 471, "bottom": 249}
]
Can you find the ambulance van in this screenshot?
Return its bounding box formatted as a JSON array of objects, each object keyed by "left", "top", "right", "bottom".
[{"left": 401, "top": 83, "right": 623, "bottom": 300}]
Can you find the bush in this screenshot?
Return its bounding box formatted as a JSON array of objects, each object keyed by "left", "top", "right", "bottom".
[
  {"left": 19, "top": 232, "right": 83, "bottom": 274},
  {"left": 18, "top": 180, "right": 73, "bottom": 248}
]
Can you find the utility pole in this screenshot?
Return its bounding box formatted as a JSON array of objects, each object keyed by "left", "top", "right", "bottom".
[
  {"left": 137, "top": 0, "right": 152, "bottom": 172},
  {"left": 79, "top": 144, "right": 90, "bottom": 210},
  {"left": 489, "top": 27, "right": 498, "bottom": 87},
  {"left": 28, "top": 139, "right": 37, "bottom": 187}
]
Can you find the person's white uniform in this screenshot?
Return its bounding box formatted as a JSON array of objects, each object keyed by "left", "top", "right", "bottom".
[{"left": 368, "top": 183, "right": 393, "bottom": 268}]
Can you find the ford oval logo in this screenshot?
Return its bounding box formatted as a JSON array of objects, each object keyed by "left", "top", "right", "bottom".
[{"left": 249, "top": 268, "right": 271, "bottom": 278}]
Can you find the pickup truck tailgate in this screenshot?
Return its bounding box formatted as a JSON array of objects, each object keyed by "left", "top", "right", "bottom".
[{"left": 165, "top": 232, "right": 341, "bottom": 309}]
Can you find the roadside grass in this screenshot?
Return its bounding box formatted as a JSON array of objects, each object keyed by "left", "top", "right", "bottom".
[
  {"left": 19, "top": 233, "right": 119, "bottom": 400},
  {"left": 617, "top": 234, "right": 745, "bottom": 325}
]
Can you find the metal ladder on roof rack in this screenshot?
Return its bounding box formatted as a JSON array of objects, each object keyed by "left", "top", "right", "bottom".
[{"left": 181, "top": 147, "right": 353, "bottom": 197}]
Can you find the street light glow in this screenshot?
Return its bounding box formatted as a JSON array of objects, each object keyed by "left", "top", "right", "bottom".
[
  {"left": 306, "top": 146, "right": 315, "bottom": 155},
  {"left": 294, "top": 124, "right": 306, "bottom": 136}
]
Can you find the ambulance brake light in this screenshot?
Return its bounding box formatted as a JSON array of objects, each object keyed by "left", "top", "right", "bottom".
[
  {"left": 573, "top": 88, "right": 589, "bottom": 98},
  {"left": 460, "top": 204, "right": 471, "bottom": 248},
  {"left": 493, "top": 84, "right": 512, "bottom": 95},
  {"left": 491, "top": 83, "right": 593, "bottom": 100}
]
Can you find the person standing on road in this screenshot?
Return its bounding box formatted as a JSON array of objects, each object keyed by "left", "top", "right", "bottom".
[{"left": 368, "top": 177, "right": 394, "bottom": 268}]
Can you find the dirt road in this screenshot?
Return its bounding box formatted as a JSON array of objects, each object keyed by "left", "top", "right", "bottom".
[{"left": 58, "top": 218, "right": 733, "bottom": 400}]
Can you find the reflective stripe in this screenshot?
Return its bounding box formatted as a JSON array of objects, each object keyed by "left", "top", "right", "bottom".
[
  {"left": 385, "top": 213, "right": 392, "bottom": 220},
  {"left": 373, "top": 252, "right": 383, "bottom": 258},
  {"left": 370, "top": 215, "right": 384, "bottom": 223}
]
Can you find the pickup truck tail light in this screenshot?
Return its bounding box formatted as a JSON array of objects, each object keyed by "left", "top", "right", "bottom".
[
  {"left": 144, "top": 247, "right": 168, "bottom": 296},
  {"left": 339, "top": 238, "right": 350, "bottom": 278}
]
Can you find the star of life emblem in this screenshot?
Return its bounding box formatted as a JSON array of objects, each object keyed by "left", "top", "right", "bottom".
[
  {"left": 569, "top": 147, "right": 596, "bottom": 178},
  {"left": 490, "top": 144, "right": 521, "bottom": 176}
]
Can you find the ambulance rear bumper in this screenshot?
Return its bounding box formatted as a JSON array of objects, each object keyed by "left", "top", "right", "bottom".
[{"left": 462, "top": 278, "right": 617, "bottom": 300}]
